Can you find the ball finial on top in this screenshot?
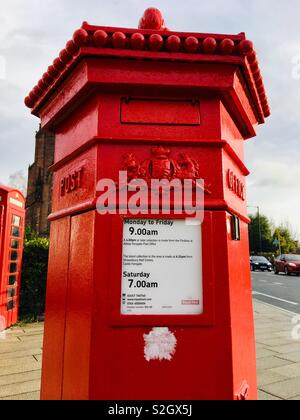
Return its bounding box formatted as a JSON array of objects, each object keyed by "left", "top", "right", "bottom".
[{"left": 138, "top": 7, "right": 167, "bottom": 30}]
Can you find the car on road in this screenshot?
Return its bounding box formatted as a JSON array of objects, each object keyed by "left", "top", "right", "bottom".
[
  {"left": 274, "top": 254, "right": 300, "bottom": 276},
  {"left": 250, "top": 256, "right": 273, "bottom": 272}
]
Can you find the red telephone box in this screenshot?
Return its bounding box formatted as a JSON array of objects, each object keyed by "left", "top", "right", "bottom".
[
  {"left": 25, "top": 8, "right": 270, "bottom": 400},
  {"left": 0, "top": 185, "right": 25, "bottom": 329}
]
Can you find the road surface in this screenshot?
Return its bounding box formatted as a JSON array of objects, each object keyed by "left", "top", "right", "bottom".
[{"left": 252, "top": 271, "right": 300, "bottom": 314}]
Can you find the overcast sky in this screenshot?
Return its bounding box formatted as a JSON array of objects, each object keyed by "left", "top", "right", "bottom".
[{"left": 0, "top": 0, "right": 300, "bottom": 238}]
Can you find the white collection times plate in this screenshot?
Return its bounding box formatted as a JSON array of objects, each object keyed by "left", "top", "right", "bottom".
[{"left": 121, "top": 219, "right": 203, "bottom": 315}]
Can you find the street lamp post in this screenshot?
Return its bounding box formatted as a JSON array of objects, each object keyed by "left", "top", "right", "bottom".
[
  {"left": 248, "top": 205, "right": 263, "bottom": 254},
  {"left": 273, "top": 238, "right": 281, "bottom": 256}
]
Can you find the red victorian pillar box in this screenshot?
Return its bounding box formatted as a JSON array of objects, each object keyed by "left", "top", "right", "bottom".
[{"left": 25, "top": 8, "right": 270, "bottom": 400}]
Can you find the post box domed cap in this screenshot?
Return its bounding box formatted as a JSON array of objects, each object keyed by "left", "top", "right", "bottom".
[
  {"left": 138, "top": 7, "right": 167, "bottom": 30},
  {"left": 24, "top": 8, "right": 270, "bottom": 121}
]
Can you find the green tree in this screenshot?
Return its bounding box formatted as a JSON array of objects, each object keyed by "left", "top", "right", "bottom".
[
  {"left": 273, "top": 226, "right": 297, "bottom": 255},
  {"left": 248, "top": 213, "right": 273, "bottom": 254},
  {"left": 19, "top": 227, "right": 49, "bottom": 321}
]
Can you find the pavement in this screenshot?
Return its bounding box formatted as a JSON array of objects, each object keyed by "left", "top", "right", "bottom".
[
  {"left": 255, "top": 301, "right": 300, "bottom": 400},
  {"left": 1, "top": 299, "right": 300, "bottom": 400},
  {"left": 0, "top": 322, "right": 43, "bottom": 400}
]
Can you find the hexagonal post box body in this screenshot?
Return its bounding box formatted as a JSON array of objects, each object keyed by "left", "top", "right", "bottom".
[
  {"left": 25, "top": 11, "right": 270, "bottom": 400},
  {"left": 0, "top": 186, "right": 25, "bottom": 329}
]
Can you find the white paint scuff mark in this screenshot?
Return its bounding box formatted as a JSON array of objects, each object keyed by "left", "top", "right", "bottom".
[{"left": 144, "top": 327, "right": 177, "bottom": 362}]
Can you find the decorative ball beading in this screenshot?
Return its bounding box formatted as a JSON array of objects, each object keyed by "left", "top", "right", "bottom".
[
  {"left": 24, "top": 96, "right": 34, "bottom": 108},
  {"left": 261, "top": 100, "right": 269, "bottom": 110},
  {"left": 252, "top": 68, "right": 261, "bottom": 79},
  {"left": 38, "top": 79, "right": 47, "bottom": 90},
  {"left": 256, "top": 77, "right": 264, "bottom": 89},
  {"left": 47, "top": 65, "right": 59, "bottom": 78},
  {"left": 131, "top": 33, "right": 145, "bottom": 50},
  {"left": 149, "top": 34, "right": 164, "bottom": 51},
  {"left": 257, "top": 87, "right": 266, "bottom": 98},
  {"left": 202, "top": 37, "right": 217, "bottom": 54},
  {"left": 93, "top": 30, "right": 108, "bottom": 48},
  {"left": 73, "top": 28, "right": 89, "bottom": 47},
  {"left": 250, "top": 61, "right": 260, "bottom": 73},
  {"left": 59, "top": 49, "right": 73, "bottom": 64},
  {"left": 66, "top": 40, "right": 80, "bottom": 56},
  {"left": 42, "top": 72, "right": 53, "bottom": 86},
  {"left": 53, "top": 57, "right": 65, "bottom": 72},
  {"left": 166, "top": 35, "right": 181, "bottom": 52},
  {"left": 29, "top": 90, "right": 38, "bottom": 101},
  {"left": 256, "top": 78, "right": 265, "bottom": 92},
  {"left": 184, "top": 37, "right": 199, "bottom": 53},
  {"left": 112, "top": 32, "right": 127, "bottom": 49},
  {"left": 239, "top": 40, "right": 254, "bottom": 56},
  {"left": 220, "top": 38, "right": 235, "bottom": 55},
  {"left": 33, "top": 86, "right": 42, "bottom": 97},
  {"left": 247, "top": 51, "right": 257, "bottom": 64}
]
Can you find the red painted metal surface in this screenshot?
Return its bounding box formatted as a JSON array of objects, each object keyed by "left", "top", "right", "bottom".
[
  {"left": 121, "top": 98, "right": 201, "bottom": 126},
  {"left": 26, "top": 9, "right": 270, "bottom": 400},
  {"left": 0, "top": 185, "right": 25, "bottom": 329}
]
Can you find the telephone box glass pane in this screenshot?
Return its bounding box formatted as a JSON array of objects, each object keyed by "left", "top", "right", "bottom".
[
  {"left": 8, "top": 275, "right": 16, "bottom": 286},
  {"left": 10, "top": 251, "right": 18, "bottom": 261},
  {"left": 121, "top": 219, "right": 203, "bottom": 315},
  {"left": 12, "top": 215, "right": 21, "bottom": 227},
  {"left": 7, "top": 288, "right": 16, "bottom": 299},
  {"left": 7, "top": 300, "right": 15, "bottom": 311},
  {"left": 11, "top": 239, "right": 19, "bottom": 249},
  {"left": 10, "top": 263, "right": 18, "bottom": 273},
  {"left": 11, "top": 227, "right": 20, "bottom": 238}
]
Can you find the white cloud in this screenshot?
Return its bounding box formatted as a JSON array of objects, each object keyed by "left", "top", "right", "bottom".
[
  {"left": 0, "top": 56, "right": 6, "bottom": 80},
  {"left": 249, "top": 160, "right": 300, "bottom": 189},
  {"left": 246, "top": 156, "right": 300, "bottom": 238}
]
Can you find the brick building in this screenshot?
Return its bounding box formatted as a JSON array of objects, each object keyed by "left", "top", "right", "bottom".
[{"left": 25, "top": 127, "right": 54, "bottom": 236}]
